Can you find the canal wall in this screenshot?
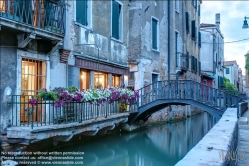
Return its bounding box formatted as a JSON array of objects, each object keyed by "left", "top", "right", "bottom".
[
  {"left": 122, "top": 105, "right": 203, "bottom": 131},
  {"left": 175, "top": 108, "right": 238, "bottom": 166}
]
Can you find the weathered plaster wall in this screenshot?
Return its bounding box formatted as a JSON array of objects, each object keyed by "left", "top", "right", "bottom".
[
  {"left": 0, "top": 32, "right": 17, "bottom": 134},
  {"left": 71, "top": 0, "right": 129, "bottom": 66}
]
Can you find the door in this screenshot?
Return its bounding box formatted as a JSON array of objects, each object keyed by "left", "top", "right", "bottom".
[{"left": 21, "top": 58, "right": 46, "bottom": 122}]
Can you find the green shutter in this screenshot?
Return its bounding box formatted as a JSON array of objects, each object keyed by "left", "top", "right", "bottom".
[
  {"left": 191, "top": 20, "right": 195, "bottom": 39},
  {"left": 191, "top": 56, "right": 194, "bottom": 71},
  {"left": 175, "top": 32, "right": 178, "bottom": 67},
  {"left": 76, "top": 0, "right": 88, "bottom": 25},
  {"left": 152, "top": 18, "right": 158, "bottom": 49},
  {"left": 112, "top": 1, "right": 120, "bottom": 39},
  {"left": 186, "top": 52, "right": 189, "bottom": 69},
  {"left": 198, "top": 32, "right": 201, "bottom": 47},
  {"left": 198, "top": 5, "right": 200, "bottom": 16},
  {"left": 199, "top": 61, "right": 201, "bottom": 74},
  {"left": 185, "top": 12, "right": 189, "bottom": 32}
]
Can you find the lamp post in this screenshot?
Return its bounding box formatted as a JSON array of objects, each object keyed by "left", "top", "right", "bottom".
[
  {"left": 242, "top": 16, "right": 249, "bottom": 29},
  {"left": 74, "top": 44, "right": 100, "bottom": 88}
]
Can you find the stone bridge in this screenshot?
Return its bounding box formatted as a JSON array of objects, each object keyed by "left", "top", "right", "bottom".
[{"left": 129, "top": 80, "right": 240, "bottom": 123}]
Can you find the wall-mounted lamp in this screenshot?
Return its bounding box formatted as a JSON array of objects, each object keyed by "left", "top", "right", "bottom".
[{"left": 242, "top": 16, "right": 249, "bottom": 29}]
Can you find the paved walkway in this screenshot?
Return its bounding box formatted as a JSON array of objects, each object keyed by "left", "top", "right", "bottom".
[{"left": 238, "top": 105, "right": 249, "bottom": 166}]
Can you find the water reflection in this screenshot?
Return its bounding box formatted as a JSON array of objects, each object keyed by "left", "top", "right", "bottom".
[{"left": 30, "top": 112, "right": 217, "bottom": 166}]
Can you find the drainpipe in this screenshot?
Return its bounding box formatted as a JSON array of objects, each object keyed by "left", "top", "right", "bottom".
[{"left": 168, "top": 0, "right": 170, "bottom": 81}]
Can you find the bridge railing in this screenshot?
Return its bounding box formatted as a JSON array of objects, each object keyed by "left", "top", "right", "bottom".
[{"left": 137, "top": 80, "right": 239, "bottom": 112}]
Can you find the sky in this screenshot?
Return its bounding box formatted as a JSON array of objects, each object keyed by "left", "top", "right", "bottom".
[{"left": 201, "top": 0, "right": 249, "bottom": 75}]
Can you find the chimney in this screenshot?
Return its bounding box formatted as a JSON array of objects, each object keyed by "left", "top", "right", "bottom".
[{"left": 215, "top": 13, "right": 220, "bottom": 30}]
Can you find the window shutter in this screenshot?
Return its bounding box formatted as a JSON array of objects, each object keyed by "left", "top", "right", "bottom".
[
  {"left": 152, "top": 19, "right": 158, "bottom": 49},
  {"left": 186, "top": 52, "right": 189, "bottom": 69},
  {"left": 76, "top": 0, "right": 88, "bottom": 26},
  {"left": 175, "top": 32, "right": 178, "bottom": 67},
  {"left": 191, "top": 56, "right": 194, "bottom": 71},
  {"left": 198, "top": 32, "right": 201, "bottom": 47},
  {"left": 191, "top": 20, "right": 195, "bottom": 39},
  {"left": 198, "top": 5, "right": 200, "bottom": 16},
  {"left": 112, "top": 1, "right": 119, "bottom": 39},
  {"left": 185, "top": 12, "right": 189, "bottom": 32},
  {"left": 199, "top": 61, "right": 201, "bottom": 75}
]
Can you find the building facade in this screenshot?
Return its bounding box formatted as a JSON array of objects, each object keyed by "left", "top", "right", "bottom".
[
  {"left": 128, "top": 0, "right": 202, "bottom": 90},
  {"left": 200, "top": 13, "right": 224, "bottom": 89},
  {"left": 0, "top": 0, "right": 66, "bottom": 133},
  {"left": 223, "top": 60, "right": 239, "bottom": 86}
]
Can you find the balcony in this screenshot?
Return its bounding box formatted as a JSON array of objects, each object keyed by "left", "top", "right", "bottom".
[
  {"left": 7, "top": 95, "right": 137, "bottom": 144},
  {"left": 0, "top": 0, "right": 65, "bottom": 40}
]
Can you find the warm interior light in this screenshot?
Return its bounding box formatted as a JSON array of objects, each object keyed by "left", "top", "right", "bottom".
[{"left": 81, "top": 75, "right": 84, "bottom": 79}]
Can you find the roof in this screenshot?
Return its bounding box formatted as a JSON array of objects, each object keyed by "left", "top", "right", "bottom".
[
  {"left": 200, "top": 23, "right": 216, "bottom": 28},
  {"left": 224, "top": 61, "right": 237, "bottom": 66}
]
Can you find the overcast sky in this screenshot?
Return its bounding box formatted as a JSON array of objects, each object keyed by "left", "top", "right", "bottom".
[{"left": 201, "top": 0, "right": 249, "bottom": 75}]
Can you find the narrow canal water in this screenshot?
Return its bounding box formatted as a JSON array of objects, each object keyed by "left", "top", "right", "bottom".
[{"left": 31, "top": 112, "right": 217, "bottom": 166}]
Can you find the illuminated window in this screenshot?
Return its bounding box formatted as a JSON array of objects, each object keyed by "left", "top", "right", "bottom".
[
  {"left": 21, "top": 59, "right": 46, "bottom": 95},
  {"left": 112, "top": 75, "right": 121, "bottom": 87},
  {"left": 94, "top": 72, "right": 108, "bottom": 88},
  {"left": 21, "top": 58, "right": 46, "bottom": 122},
  {"left": 80, "top": 70, "right": 89, "bottom": 90}
]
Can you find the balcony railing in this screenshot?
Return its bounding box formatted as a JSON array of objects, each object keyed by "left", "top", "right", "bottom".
[
  {"left": 8, "top": 95, "right": 138, "bottom": 129},
  {"left": 0, "top": 0, "right": 65, "bottom": 34}
]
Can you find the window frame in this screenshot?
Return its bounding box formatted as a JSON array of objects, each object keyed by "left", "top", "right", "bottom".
[
  {"left": 151, "top": 16, "right": 159, "bottom": 52},
  {"left": 111, "top": 0, "right": 123, "bottom": 42},
  {"left": 74, "top": 0, "right": 92, "bottom": 29},
  {"left": 175, "top": 0, "right": 180, "bottom": 13},
  {"left": 226, "top": 68, "right": 230, "bottom": 74}
]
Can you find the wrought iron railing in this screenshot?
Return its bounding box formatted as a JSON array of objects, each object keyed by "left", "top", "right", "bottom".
[
  {"left": 137, "top": 80, "right": 239, "bottom": 114},
  {"left": 0, "top": 0, "right": 65, "bottom": 34},
  {"left": 8, "top": 95, "right": 138, "bottom": 129}
]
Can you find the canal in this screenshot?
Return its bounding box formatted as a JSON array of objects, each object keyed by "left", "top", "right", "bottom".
[
  {"left": 50, "top": 112, "right": 216, "bottom": 166},
  {"left": 30, "top": 112, "right": 217, "bottom": 166}
]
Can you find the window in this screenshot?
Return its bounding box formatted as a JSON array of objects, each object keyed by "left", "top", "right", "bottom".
[
  {"left": 94, "top": 72, "right": 108, "bottom": 88},
  {"left": 185, "top": 12, "right": 189, "bottom": 33},
  {"left": 21, "top": 58, "right": 46, "bottom": 122},
  {"left": 76, "top": 0, "right": 88, "bottom": 25},
  {"left": 198, "top": 5, "right": 200, "bottom": 16},
  {"left": 112, "top": 75, "right": 121, "bottom": 87},
  {"left": 152, "top": 17, "right": 159, "bottom": 50},
  {"left": 175, "top": 0, "right": 179, "bottom": 12},
  {"left": 226, "top": 68, "right": 230, "bottom": 74},
  {"left": 198, "top": 32, "right": 201, "bottom": 47},
  {"left": 192, "top": 0, "right": 197, "bottom": 8},
  {"left": 175, "top": 32, "right": 178, "bottom": 67},
  {"left": 191, "top": 20, "right": 196, "bottom": 40},
  {"left": 112, "top": 0, "right": 123, "bottom": 40},
  {"left": 80, "top": 70, "right": 90, "bottom": 90},
  {"left": 152, "top": 73, "right": 159, "bottom": 91},
  {"left": 21, "top": 59, "right": 46, "bottom": 96}
]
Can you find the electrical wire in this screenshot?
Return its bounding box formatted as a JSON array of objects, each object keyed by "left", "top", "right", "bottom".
[{"left": 200, "top": 37, "right": 249, "bottom": 44}]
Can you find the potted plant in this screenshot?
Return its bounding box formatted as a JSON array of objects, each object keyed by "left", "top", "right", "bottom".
[
  {"left": 36, "top": 88, "right": 58, "bottom": 101},
  {"left": 118, "top": 102, "right": 128, "bottom": 113}
]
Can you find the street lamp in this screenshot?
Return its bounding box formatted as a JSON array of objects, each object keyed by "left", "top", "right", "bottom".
[
  {"left": 242, "top": 16, "right": 249, "bottom": 29},
  {"left": 74, "top": 44, "right": 100, "bottom": 87}
]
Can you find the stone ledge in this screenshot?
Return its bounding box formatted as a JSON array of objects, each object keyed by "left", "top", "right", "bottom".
[
  {"left": 6, "top": 113, "right": 129, "bottom": 145},
  {"left": 175, "top": 108, "right": 238, "bottom": 166}
]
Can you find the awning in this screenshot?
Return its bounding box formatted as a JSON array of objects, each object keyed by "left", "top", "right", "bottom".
[{"left": 75, "top": 57, "right": 129, "bottom": 75}]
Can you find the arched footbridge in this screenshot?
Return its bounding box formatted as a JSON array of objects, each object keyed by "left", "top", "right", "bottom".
[{"left": 129, "top": 80, "right": 240, "bottom": 123}]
